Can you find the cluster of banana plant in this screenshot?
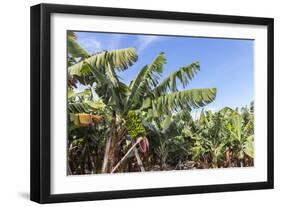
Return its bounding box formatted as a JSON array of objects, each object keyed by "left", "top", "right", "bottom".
[
  {"left": 67, "top": 86, "right": 110, "bottom": 174},
  {"left": 66, "top": 31, "right": 254, "bottom": 174},
  {"left": 143, "top": 105, "right": 254, "bottom": 170},
  {"left": 178, "top": 106, "right": 254, "bottom": 169}
]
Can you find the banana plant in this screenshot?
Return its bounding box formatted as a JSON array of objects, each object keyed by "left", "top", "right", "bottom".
[
  {"left": 196, "top": 110, "right": 227, "bottom": 167},
  {"left": 67, "top": 87, "right": 110, "bottom": 174},
  {"left": 226, "top": 111, "right": 254, "bottom": 167},
  {"left": 67, "top": 31, "right": 217, "bottom": 173},
  {"left": 189, "top": 107, "right": 254, "bottom": 168},
  {"left": 144, "top": 112, "right": 192, "bottom": 170}
]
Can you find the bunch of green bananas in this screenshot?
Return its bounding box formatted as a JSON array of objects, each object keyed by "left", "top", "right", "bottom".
[{"left": 125, "top": 111, "right": 146, "bottom": 139}]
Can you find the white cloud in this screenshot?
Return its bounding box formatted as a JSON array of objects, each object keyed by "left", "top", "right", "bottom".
[
  {"left": 79, "top": 38, "right": 102, "bottom": 54},
  {"left": 136, "top": 36, "right": 160, "bottom": 53},
  {"left": 108, "top": 34, "right": 123, "bottom": 50},
  {"left": 79, "top": 34, "right": 123, "bottom": 53}
]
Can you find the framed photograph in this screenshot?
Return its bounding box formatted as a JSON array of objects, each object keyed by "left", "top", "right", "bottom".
[{"left": 30, "top": 3, "right": 274, "bottom": 203}]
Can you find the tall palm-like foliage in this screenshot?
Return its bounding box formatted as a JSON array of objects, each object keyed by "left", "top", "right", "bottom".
[
  {"left": 143, "top": 110, "right": 193, "bottom": 170},
  {"left": 188, "top": 107, "right": 254, "bottom": 169},
  {"left": 226, "top": 110, "right": 254, "bottom": 167},
  {"left": 67, "top": 32, "right": 217, "bottom": 173}
]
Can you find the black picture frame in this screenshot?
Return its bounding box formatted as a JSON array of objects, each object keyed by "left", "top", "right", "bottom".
[{"left": 30, "top": 3, "right": 274, "bottom": 204}]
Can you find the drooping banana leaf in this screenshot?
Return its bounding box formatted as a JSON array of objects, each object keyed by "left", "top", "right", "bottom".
[
  {"left": 152, "top": 62, "right": 200, "bottom": 96},
  {"left": 124, "top": 52, "right": 166, "bottom": 112},
  {"left": 68, "top": 48, "right": 138, "bottom": 78},
  {"left": 67, "top": 31, "right": 89, "bottom": 59},
  {"left": 150, "top": 88, "right": 217, "bottom": 115}
]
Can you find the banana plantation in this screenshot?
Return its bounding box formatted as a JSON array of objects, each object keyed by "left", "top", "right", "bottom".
[{"left": 67, "top": 31, "right": 254, "bottom": 175}]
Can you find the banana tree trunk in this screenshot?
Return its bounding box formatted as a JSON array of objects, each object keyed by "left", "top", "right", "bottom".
[
  {"left": 108, "top": 111, "right": 121, "bottom": 172},
  {"left": 134, "top": 147, "right": 145, "bottom": 172},
  {"left": 101, "top": 111, "right": 119, "bottom": 173},
  {"left": 101, "top": 135, "right": 112, "bottom": 173},
  {"left": 67, "top": 164, "right": 72, "bottom": 175},
  {"left": 111, "top": 137, "right": 144, "bottom": 173}
]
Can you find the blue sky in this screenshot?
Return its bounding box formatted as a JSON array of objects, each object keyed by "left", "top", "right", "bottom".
[{"left": 74, "top": 31, "right": 254, "bottom": 113}]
